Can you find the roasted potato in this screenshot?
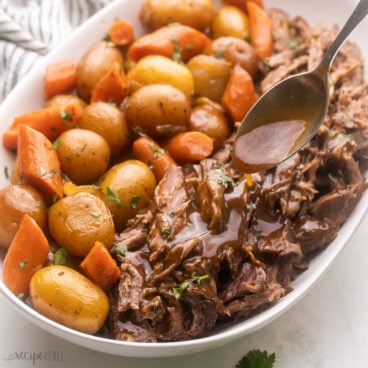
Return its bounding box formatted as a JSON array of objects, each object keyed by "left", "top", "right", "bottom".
[
  {"left": 0, "top": 184, "right": 47, "bottom": 248},
  {"left": 99, "top": 160, "right": 156, "bottom": 231},
  {"left": 190, "top": 103, "right": 231, "bottom": 150},
  {"left": 211, "top": 5, "right": 250, "bottom": 40},
  {"left": 57, "top": 129, "right": 110, "bottom": 185},
  {"left": 124, "top": 84, "right": 191, "bottom": 138},
  {"left": 204, "top": 36, "right": 259, "bottom": 78},
  {"left": 127, "top": 55, "right": 194, "bottom": 98},
  {"left": 44, "top": 94, "right": 87, "bottom": 110},
  {"left": 139, "top": 0, "right": 214, "bottom": 31},
  {"left": 30, "top": 265, "right": 109, "bottom": 334},
  {"left": 187, "top": 55, "right": 231, "bottom": 102},
  {"left": 76, "top": 41, "right": 124, "bottom": 102},
  {"left": 48, "top": 192, "right": 115, "bottom": 257},
  {"left": 78, "top": 102, "right": 131, "bottom": 156}
]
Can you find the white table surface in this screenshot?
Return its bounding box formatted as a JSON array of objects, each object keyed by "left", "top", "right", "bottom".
[{"left": 0, "top": 210, "right": 367, "bottom": 367}]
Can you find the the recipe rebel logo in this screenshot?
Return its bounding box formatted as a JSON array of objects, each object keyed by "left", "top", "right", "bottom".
[{"left": 2, "top": 350, "right": 64, "bottom": 366}]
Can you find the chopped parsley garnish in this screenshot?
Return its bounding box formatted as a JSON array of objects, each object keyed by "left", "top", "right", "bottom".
[
  {"left": 106, "top": 186, "right": 122, "bottom": 208},
  {"left": 161, "top": 227, "right": 171, "bottom": 239},
  {"left": 172, "top": 44, "right": 183, "bottom": 62},
  {"left": 130, "top": 195, "right": 141, "bottom": 209},
  {"left": 215, "top": 169, "right": 235, "bottom": 189},
  {"left": 289, "top": 39, "right": 299, "bottom": 50},
  {"left": 235, "top": 349, "right": 276, "bottom": 368},
  {"left": 4, "top": 166, "right": 9, "bottom": 180},
  {"left": 168, "top": 211, "right": 175, "bottom": 218},
  {"left": 54, "top": 247, "right": 68, "bottom": 265},
  {"left": 112, "top": 243, "right": 127, "bottom": 261},
  {"left": 149, "top": 142, "right": 165, "bottom": 159},
  {"left": 103, "top": 33, "right": 112, "bottom": 41},
  {"left": 90, "top": 211, "right": 102, "bottom": 219},
  {"left": 39, "top": 167, "right": 47, "bottom": 177},
  {"left": 52, "top": 193, "right": 58, "bottom": 203},
  {"left": 19, "top": 260, "right": 28, "bottom": 271},
  {"left": 172, "top": 274, "right": 209, "bottom": 299},
  {"left": 17, "top": 293, "right": 25, "bottom": 300},
  {"left": 215, "top": 50, "right": 225, "bottom": 58},
  {"left": 60, "top": 109, "right": 73, "bottom": 121},
  {"left": 51, "top": 138, "right": 60, "bottom": 150}
]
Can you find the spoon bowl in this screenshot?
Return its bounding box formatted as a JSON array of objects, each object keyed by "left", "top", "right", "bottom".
[{"left": 233, "top": 0, "right": 368, "bottom": 173}]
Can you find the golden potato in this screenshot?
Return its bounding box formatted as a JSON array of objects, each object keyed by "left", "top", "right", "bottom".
[
  {"left": 76, "top": 41, "right": 124, "bottom": 102},
  {"left": 204, "top": 37, "right": 259, "bottom": 78},
  {"left": 57, "top": 129, "right": 110, "bottom": 185},
  {"left": 187, "top": 55, "right": 231, "bottom": 102},
  {"left": 0, "top": 184, "right": 47, "bottom": 248},
  {"left": 127, "top": 55, "right": 194, "bottom": 98},
  {"left": 211, "top": 6, "right": 250, "bottom": 40},
  {"left": 99, "top": 160, "right": 156, "bottom": 231},
  {"left": 124, "top": 84, "right": 190, "bottom": 138},
  {"left": 139, "top": 0, "right": 214, "bottom": 31},
  {"left": 30, "top": 265, "right": 109, "bottom": 334},
  {"left": 78, "top": 102, "right": 131, "bottom": 156},
  {"left": 48, "top": 192, "right": 115, "bottom": 257},
  {"left": 44, "top": 94, "right": 87, "bottom": 110},
  {"left": 190, "top": 104, "right": 231, "bottom": 150}
]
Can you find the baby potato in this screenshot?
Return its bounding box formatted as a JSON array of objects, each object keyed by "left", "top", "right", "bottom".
[
  {"left": 78, "top": 102, "right": 131, "bottom": 156},
  {"left": 190, "top": 104, "right": 231, "bottom": 150},
  {"left": 99, "top": 160, "right": 156, "bottom": 231},
  {"left": 44, "top": 94, "right": 87, "bottom": 110},
  {"left": 139, "top": 0, "right": 214, "bottom": 31},
  {"left": 204, "top": 37, "right": 259, "bottom": 78},
  {"left": 127, "top": 55, "right": 194, "bottom": 98},
  {"left": 0, "top": 184, "right": 47, "bottom": 248},
  {"left": 30, "top": 265, "right": 109, "bottom": 334},
  {"left": 48, "top": 192, "right": 115, "bottom": 257},
  {"left": 211, "top": 6, "right": 250, "bottom": 40},
  {"left": 76, "top": 41, "right": 124, "bottom": 102},
  {"left": 57, "top": 129, "right": 110, "bottom": 185},
  {"left": 124, "top": 84, "right": 190, "bottom": 138},
  {"left": 187, "top": 55, "right": 231, "bottom": 102}
]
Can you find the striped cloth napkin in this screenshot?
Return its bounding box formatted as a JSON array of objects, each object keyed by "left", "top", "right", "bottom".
[{"left": 0, "top": 0, "right": 112, "bottom": 103}]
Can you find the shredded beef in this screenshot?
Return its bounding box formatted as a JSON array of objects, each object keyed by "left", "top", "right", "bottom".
[{"left": 108, "top": 9, "right": 368, "bottom": 342}]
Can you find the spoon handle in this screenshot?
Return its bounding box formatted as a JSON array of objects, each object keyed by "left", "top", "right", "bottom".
[{"left": 319, "top": 0, "right": 368, "bottom": 73}]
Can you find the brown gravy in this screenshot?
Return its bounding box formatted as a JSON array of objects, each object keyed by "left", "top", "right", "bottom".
[{"left": 232, "top": 119, "right": 306, "bottom": 173}]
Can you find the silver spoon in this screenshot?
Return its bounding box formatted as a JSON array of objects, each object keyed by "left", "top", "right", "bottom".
[{"left": 232, "top": 0, "right": 368, "bottom": 174}]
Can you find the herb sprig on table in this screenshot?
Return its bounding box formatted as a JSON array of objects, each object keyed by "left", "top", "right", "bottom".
[{"left": 235, "top": 349, "right": 276, "bottom": 368}]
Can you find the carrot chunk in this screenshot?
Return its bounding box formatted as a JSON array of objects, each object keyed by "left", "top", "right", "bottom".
[
  {"left": 221, "top": 64, "right": 258, "bottom": 122},
  {"left": 44, "top": 60, "right": 77, "bottom": 99},
  {"left": 247, "top": 1, "right": 273, "bottom": 59},
  {"left": 162, "top": 131, "right": 214, "bottom": 164},
  {"left": 90, "top": 63, "right": 129, "bottom": 104},
  {"left": 132, "top": 136, "right": 176, "bottom": 182},
  {"left": 108, "top": 19, "right": 135, "bottom": 46},
  {"left": 80, "top": 241, "right": 121, "bottom": 291},
  {"left": 128, "top": 24, "right": 211, "bottom": 62},
  {"left": 222, "top": 0, "right": 264, "bottom": 12},
  {"left": 17, "top": 124, "right": 63, "bottom": 203},
  {"left": 2, "top": 214, "right": 49, "bottom": 299}
]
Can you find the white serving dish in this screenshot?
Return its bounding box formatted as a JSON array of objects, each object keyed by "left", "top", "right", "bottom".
[{"left": 0, "top": 0, "right": 367, "bottom": 358}]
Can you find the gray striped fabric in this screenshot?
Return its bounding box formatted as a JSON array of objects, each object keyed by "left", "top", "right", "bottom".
[{"left": 0, "top": 0, "right": 112, "bottom": 103}]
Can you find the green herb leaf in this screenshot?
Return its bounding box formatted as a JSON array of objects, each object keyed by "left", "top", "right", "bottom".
[
  {"left": 235, "top": 349, "right": 276, "bottom": 368},
  {"left": 4, "top": 166, "right": 9, "bottom": 180},
  {"left": 91, "top": 211, "right": 102, "bottom": 219},
  {"left": 161, "top": 227, "right": 171, "bottom": 239},
  {"left": 39, "top": 167, "right": 47, "bottom": 177},
  {"left": 54, "top": 247, "right": 68, "bottom": 265},
  {"left": 130, "top": 195, "right": 141, "bottom": 209},
  {"left": 215, "top": 169, "right": 235, "bottom": 189},
  {"left": 112, "top": 243, "right": 127, "bottom": 261},
  {"left": 289, "top": 39, "right": 299, "bottom": 50},
  {"left": 106, "top": 186, "right": 122, "bottom": 208},
  {"left": 214, "top": 50, "right": 225, "bottom": 58},
  {"left": 17, "top": 293, "right": 25, "bottom": 300},
  {"left": 19, "top": 260, "right": 28, "bottom": 271},
  {"left": 60, "top": 109, "right": 73, "bottom": 121},
  {"left": 172, "top": 44, "right": 183, "bottom": 62},
  {"left": 51, "top": 138, "right": 60, "bottom": 150},
  {"left": 149, "top": 142, "right": 165, "bottom": 159},
  {"left": 103, "top": 33, "right": 112, "bottom": 41},
  {"left": 172, "top": 274, "right": 209, "bottom": 299}
]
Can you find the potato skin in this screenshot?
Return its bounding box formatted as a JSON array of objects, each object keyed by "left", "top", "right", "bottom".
[
  {"left": 127, "top": 55, "right": 194, "bottom": 98},
  {"left": 30, "top": 265, "right": 109, "bottom": 334},
  {"left": 0, "top": 184, "right": 47, "bottom": 248},
  {"left": 78, "top": 102, "right": 131, "bottom": 156},
  {"left": 99, "top": 160, "right": 156, "bottom": 231},
  {"left": 187, "top": 55, "right": 231, "bottom": 102},
  {"left": 76, "top": 41, "right": 124, "bottom": 102},
  {"left": 124, "top": 84, "right": 190, "bottom": 138},
  {"left": 57, "top": 129, "right": 110, "bottom": 185},
  {"left": 139, "top": 0, "right": 214, "bottom": 31},
  {"left": 44, "top": 94, "right": 87, "bottom": 110},
  {"left": 48, "top": 192, "right": 115, "bottom": 257}
]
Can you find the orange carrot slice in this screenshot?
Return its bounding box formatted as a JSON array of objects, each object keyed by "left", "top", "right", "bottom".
[{"left": 108, "top": 19, "right": 135, "bottom": 46}]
